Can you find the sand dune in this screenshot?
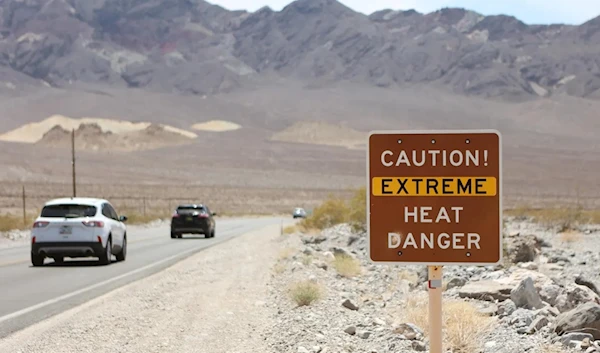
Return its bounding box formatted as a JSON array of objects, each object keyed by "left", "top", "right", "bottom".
[
  {"left": 191, "top": 120, "right": 242, "bottom": 132},
  {"left": 36, "top": 123, "right": 196, "bottom": 152},
  {"left": 271, "top": 121, "right": 366, "bottom": 149},
  {"left": 0, "top": 114, "right": 197, "bottom": 143}
]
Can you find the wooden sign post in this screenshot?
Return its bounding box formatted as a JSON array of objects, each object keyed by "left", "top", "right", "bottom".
[{"left": 367, "top": 130, "right": 502, "bottom": 353}]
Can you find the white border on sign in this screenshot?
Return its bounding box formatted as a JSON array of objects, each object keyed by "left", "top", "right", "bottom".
[{"left": 366, "top": 129, "right": 503, "bottom": 266}]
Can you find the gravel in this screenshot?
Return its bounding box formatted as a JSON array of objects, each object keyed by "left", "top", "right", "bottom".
[{"left": 263, "top": 219, "right": 600, "bottom": 353}]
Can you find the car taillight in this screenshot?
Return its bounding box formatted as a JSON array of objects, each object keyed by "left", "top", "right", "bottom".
[
  {"left": 196, "top": 213, "right": 208, "bottom": 218},
  {"left": 97, "top": 236, "right": 102, "bottom": 243},
  {"left": 33, "top": 221, "right": 49, "bottom": 228},
  {"left": 32, "top": 236, "right": 36, "bottom": 244},
  {"left": 172, "top": 213, "right": 180, "bottom": 218},
  {"left": 82, "top": 220, "right": 104, "bottom": 227}
]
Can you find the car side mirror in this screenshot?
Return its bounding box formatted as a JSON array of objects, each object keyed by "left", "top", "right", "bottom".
[{"left": 119, "top": 215, "right": 128, "bottom": 222}]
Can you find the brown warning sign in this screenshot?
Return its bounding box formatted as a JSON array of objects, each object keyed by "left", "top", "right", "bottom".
[{"left": 367, "top": 130, "right": 502, "bottom": 265}]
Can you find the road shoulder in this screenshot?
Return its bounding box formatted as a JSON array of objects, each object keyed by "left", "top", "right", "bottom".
[{"left": 0, "top": 223, "right": 282, "bottom": 353}]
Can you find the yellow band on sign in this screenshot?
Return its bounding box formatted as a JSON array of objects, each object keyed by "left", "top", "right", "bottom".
[{"left": 371, "top": 177, "right": 497, "bottom": 196}]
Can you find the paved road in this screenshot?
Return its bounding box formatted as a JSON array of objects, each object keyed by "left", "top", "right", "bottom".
[{"left": 0, "top": 216, "right": 288, "bottom": 338}]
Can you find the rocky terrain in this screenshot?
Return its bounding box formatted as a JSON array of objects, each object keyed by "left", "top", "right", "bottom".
[
  {"left": 0, "top": 0, "right": 599, "bottom": 101},
  {"left": 264, "top": 219, "right": 600, "bottom": 353}
]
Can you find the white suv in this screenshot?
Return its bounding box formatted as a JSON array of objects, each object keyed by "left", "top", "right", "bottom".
[{"left": 30, "top": 198, "right": 128, "bottom": 266}]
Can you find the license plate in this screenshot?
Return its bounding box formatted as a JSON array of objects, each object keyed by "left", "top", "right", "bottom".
[
  {"left": 186, "top": 216, "right": 192, "bottom": 221},
  {"left": 59, "top": 226, "right": 72, "bottom": 235}
]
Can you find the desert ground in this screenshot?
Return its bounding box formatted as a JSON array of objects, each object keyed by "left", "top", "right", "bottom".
[{"left": 0, "top": 82, "right": 599, "bottom": 222}]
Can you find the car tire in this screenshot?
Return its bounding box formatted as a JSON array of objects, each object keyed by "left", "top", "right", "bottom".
[
  {"left": 31, "top": 253, "right": 44, "bottom": 267},
  {"left": 211, "top": 229, "right": 215, "bottom": 238},
  {"left": 171, "top": 232, "right": 177, "bottom": 239},
  {"left": 115, "top": 236, "right": 127, "bottom": 262},
  {"left": 98, "top": 237, "right": 112, "bottom": 265}
]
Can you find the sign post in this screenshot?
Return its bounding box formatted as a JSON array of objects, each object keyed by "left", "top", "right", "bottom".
[{"left": 367, "top": 130, "right": 502, "bottom": 353}]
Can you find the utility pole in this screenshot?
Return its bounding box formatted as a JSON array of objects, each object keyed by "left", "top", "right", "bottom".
[{"left": 72, "top": 128, "right": 76, "bottom": 197}]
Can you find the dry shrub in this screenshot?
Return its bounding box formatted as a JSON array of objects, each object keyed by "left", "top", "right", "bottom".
[
  {"left": 289, "top": 280, "right": 323, "bottom": 307},
  {"left": 332, "top": 254, "right": 362, "bottom": 278},
  {"left": 399, "top": 295, "right": 495, "bottom": 353},
  {"left": 273, "top": 263, "right": 286, "bottom": 274},
  {"left": 278, "top": 248, "right": 295, "bottom": 261},
  {"left": 299, "top": 187, "right": 366, "bottom": 231},
  {"left": 505, "top": 206, "right": 600, "bottom": 231},
  {"left": 398, "top": 270, "right": 420, "bottom": 287},
  {"left": 559, "top": 230, "right": 582, "bottom": 243},
  {"left": 283, "top": 224, "right": 299, "bottom": 234}
]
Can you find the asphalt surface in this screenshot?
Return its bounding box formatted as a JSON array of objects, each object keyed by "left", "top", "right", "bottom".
[{"left": 0, "top": 216, "right": 287, "bottom": 338}]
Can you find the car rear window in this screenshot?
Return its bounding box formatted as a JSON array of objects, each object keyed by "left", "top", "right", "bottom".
[
  {"left": 41, "top": 204, "right": 97, "bottom": 218},
  {"left": 177, "top": 206, "right": 206, "bottom": 214}
]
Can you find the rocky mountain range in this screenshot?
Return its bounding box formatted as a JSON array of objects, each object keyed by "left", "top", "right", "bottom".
[{"left": 1, "top": 0, "right": 600, "bottom": 101}]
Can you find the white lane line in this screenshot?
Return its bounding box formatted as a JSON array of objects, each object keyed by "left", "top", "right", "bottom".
[{"left": 0, "top": 222, "right": 267, "bottom": 325}]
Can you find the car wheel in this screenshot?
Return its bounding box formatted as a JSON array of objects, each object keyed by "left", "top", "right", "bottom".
[
  {"left": 53, "top": 256, "right": 64, "bottom": 264},
  {"left": 211, "top": 229, "right": 215, "bottom": 238},
  {"left": 31, "top": 253, "right": 44, "bottom": 267},
  {"left": 171, "top": 232, "right": 177, "bottom": 239},
  {"left": 98, "top": 237, "right": 112, "bottom": 265},
  {"left": 115, "top": 236, "right": 127, "bottom": 262}
]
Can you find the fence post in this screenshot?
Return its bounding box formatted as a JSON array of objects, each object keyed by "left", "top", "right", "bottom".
[{"left": 22, "top": 185, "right": 26, "bottom": 226}]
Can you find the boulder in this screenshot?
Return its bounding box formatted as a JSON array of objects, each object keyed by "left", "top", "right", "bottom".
[
  {"left": 555, "top": 284, "right": 600, "bottom": 313},
  {"left": 458, "top": 280, "right": 513, "bottom": 301},
  {"left": 510, "top": 277, "right": 544, "bottom": 309},
  {"left": 554, "top": 302, "right": 600, "bottom": 339}
]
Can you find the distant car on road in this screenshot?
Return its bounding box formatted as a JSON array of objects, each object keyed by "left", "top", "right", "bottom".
[
  {"left": 30, "top": 197, "right": 128, "bottom": 266},
  {"left": 170, "top": 204, "right": 216, "bottom": 239},
  {"left": 293, "top": 207, "right": 307, "bottom": 219}
]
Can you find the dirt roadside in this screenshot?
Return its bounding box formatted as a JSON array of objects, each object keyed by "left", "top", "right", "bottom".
[{"left": 0, "top": 224, "right": 283, "bottom": 353}]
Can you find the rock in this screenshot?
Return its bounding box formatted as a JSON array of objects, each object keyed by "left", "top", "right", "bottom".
[
  {"left": 331, "top": 247, "right": 351, "bottom": 257},
  {"left": 342, "top": 299, "right": 359, "bottom": 311},
  {"left": 485, "top": 341, "right": 497, "bottom": 348},
  {"left": 458, "top": 281, "right": 513, "bottom": 301},
  {"left": 498, "top": 300, "right": 517, "bottom": 317},
  {"left": 344, "top": 326, "right": 356, "bottom": 335},
  {"left": 527, "top": 316, "right": 550, "bottom": 334},
  {"left": 519, "top": 262, "right": 538, "bottom": 270},
  {"left": 298, "top": 347, "right": 309, "bottom": 353},
  {"left": 314, "top": 261, "right": 328, "bottom": 271},
  {"left": 478, "top": 304, "right": 499, "bottom": 316},
  {"left": 302, "top": 235, "right": 327, "bottom": 245},
  {"left": 582, "top": 337, "right": 592, "bottom": 349},
  {"left": 373, "top": 318, "right": 386, "bottom": 326},
  {"left": 509, "top": 308, "right": 535, "bottom": 327},
  {"left": 556, "top": 332, "right": 595, "bottom": 347},
  {"left": 575, "top": 275, "right": 600, "bottom": 295},
  {"left": 393, "top": 323, "right": 423, "bottom": 340},
  {"left": 357, "top": 330, "right": 371, "bottom": 339},
  {"left": 446, "top": 277, "right": 467, "bottom": 289},
  {"left": 554, "top": 302, "right": 600, "bottom": 339},
  {"left": 412, "top": 341, "right": 427, "bottom": 351},
  {"left": 555, "top": 284, "right": 600, "bottom": 313},
  {"left": 303, "top": 248, "right": 313, "bottom": 255},
  {"left": 504, "top": 234, "right": 538, "bottom": 263},
  {"left": 322, "top": 251, "right": 335, "bottom": 260},
  {"left": 510, "top": 277, "right": 544, "bottom": 309},
  {"left": 348, "top": 235, "right": 360, "bottom": 246}
]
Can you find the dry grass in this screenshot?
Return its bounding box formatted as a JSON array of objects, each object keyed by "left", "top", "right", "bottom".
[
  {"left": 301, "top": 254, "right": 313, "bottom": 266},
  {"left": 559, "top": 230, "right": 582, "bottom": 243},
  {"left": 278, "top": 248, "right": 296, "bottom": 261},
  {"left": 288, "top": 280, "right": 323, "bottom": 307},
  {"left": 505, "top": 206, "right": 600, "bottom": 230},
  {"left": 0, "top": 213, "right": 34, "bottom": 232},
  {"left": 399, "top": 295, "right": 495, "bottom": 353},
  {"left": 398, "top": 270, "right": 420, "bottom": 287},
  {"left": 283, "top": 224, "right": 299, "bottom": 234},
  {"left": 332, "top": 254, "right": 362, "bottom": 278},
  {"left": 273, "top": 263, "right": 286, "bottom": 275}
]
